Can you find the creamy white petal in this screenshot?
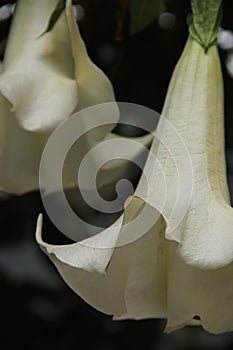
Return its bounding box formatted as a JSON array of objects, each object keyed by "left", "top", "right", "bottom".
[
  {"left": 65, "top": 0, "right": 116, "bottom": 111},
  {"left": 37, "top": 198, "right": 166, "bottom": 318},
  {"left": 134, "top": 38, "right": 233, "bottom": 269},
  {"left": 36, "top": 213, "right": 127, "bottom": 316},
  {"left": 165, "top": 241, "right": 233, "bottom": 334},
  {"left": 0, "top": 0, "right": 119, "bottom": 194},
  {"left": 0, "top": 93, "right": 49, "bottom": 193},
  {"left": 116, "top": 206, "right": 167, "bottom": 320},
  {"left": 0, "top": 0, "right": 77, "bottom": 132},
  {"left": 36, "top": 208, "right": 127, "bottom": 316},
  {"left": 36, "top": 198, "right": 168, "bottom": 319}
]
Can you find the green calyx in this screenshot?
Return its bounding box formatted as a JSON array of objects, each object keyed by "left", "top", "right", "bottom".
[{"left": 189, "top": 0, "right": 222, "bottom": 52}]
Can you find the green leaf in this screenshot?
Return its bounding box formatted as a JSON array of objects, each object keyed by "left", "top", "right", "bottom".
[
  {"left": 40, "top": 0, "right": 66, "bottom": 36},
  {"left": 189, "top": 0, "right": 222, "bottom": 51},
  {"left": 130, "top": 0, "right": 165, "bottom": 35}
]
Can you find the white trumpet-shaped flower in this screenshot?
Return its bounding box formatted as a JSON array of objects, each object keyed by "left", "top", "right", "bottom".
[
  {"left": 37, "top": 1, "right": 233, "bottom": 334},
  {"left": 0, "top": 0, "right": 116, "bottom": 194}
]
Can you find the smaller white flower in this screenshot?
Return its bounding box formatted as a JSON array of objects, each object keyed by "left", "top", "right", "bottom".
[{"left": 0, "top": 0, "right": 116, "bottom": 194}]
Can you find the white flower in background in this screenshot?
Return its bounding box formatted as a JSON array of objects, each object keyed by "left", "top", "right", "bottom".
[
  {"left": 218, "top": 28, "right": 233, "bottom": 50},
  {"left": 0, "top": 0, "right": 116, "bottom": 194},
  {"left": 37, "top": 0, "right": 233, "bottom": 334},
  {"left": 218, "top": 28, "right": 233, "bottom": 78}
]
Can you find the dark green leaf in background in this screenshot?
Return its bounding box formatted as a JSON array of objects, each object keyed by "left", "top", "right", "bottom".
[
  {"left": 40, "top": 0, "right": 66, "bottom": 36},
  {"left": 129, "top": 0, "right": 166, "bottom": 35}
]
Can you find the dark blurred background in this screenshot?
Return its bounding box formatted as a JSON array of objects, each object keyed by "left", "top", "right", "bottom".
[{"left": 0, "top": 0, "right": 233, "bottom": 349}]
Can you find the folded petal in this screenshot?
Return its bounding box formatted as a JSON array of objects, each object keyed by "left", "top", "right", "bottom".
[
  {"left": 0, "top": 93, "right": 49, "bottom": 193},
  {"left": 36, "top": 208, "right": 127, "bottom": 316},
  {"left": 36, "top": 198, "right": 167, "bottom": 319}
]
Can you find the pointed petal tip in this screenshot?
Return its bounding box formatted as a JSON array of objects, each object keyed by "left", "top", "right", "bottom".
[{"left": 164, "top": 317, "right": 201, "bottom": 333}]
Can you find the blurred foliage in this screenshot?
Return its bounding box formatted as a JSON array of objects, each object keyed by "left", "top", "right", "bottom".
[
  {"left": 129, "top": 0, "right": 166, "bottom": 35},
  {"left": 43, "top": 0, "right": 167, "bottom": 36}
]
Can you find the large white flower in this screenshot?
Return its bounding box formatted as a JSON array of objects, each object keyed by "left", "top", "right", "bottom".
[
  {"left": 37, "top": 25, "right": 233, "bottom": 334},
  {"left": 0, "top": 0, "right": 116, "bottom": 194}
]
